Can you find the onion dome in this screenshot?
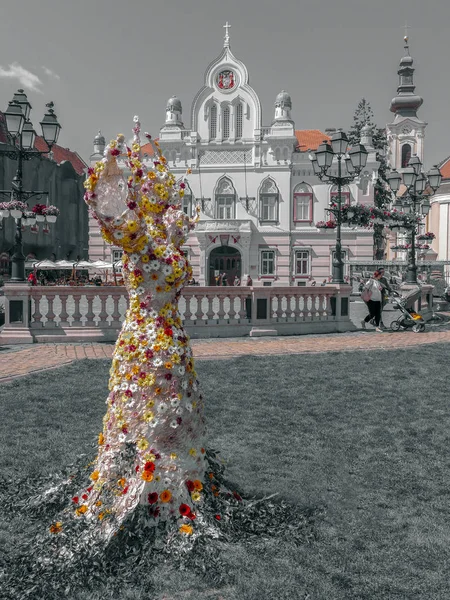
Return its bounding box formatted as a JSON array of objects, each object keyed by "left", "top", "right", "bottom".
[
  {"left": 389, "top": 36, "right": 423, "bottom": 118},
  {"left": 166, "top": 95, "right": 182, "bottom": 112},
  {"left": 94, "top": 130, "right": 105, "bottom": 145},
  {"left": 275, "top": 90, "right": 292, "bottom": 108}
]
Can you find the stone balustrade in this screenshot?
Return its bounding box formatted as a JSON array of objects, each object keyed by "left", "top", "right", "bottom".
[{"left": 0, "top": 284, "right": 354, "bottom": 344}]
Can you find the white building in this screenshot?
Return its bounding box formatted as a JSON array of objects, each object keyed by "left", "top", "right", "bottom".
[{"left": 89, "top": 25, "right": 406, "bottom": 286}]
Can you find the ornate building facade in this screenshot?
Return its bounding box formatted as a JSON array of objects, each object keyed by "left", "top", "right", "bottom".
[{"left": 90, "top": 28, "right": 426, "bottom": 286}]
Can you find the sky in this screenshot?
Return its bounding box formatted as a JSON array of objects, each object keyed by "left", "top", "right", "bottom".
[{"left": 0, "top": 0, "right": 448, "bottom": 168}]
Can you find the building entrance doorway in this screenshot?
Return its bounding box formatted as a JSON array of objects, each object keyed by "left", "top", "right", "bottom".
[{"left": 209, "top": 246, "right": 241, "bottom": 285}]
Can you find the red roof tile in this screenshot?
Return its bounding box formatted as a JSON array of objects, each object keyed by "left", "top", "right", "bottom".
[
  {"left": 295, "top": 129, "right": 330, "bottom": 152},
  {"left": 438, "top": 156, "right": 450, "bottom": 180},
  {"left": 34, "top": 136, "right": 87, "bottom": 175}
]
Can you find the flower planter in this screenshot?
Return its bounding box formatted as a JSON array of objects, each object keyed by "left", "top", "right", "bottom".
[
  {"left": 46, "top": 215, "right": 57, "bottom": 223},
  {"left": 35, "top": 214, "right": 46, "bottom": 222},
  {"left": 10, "top": 209, "right": 22, "bottom": 218},
  {"left": 0, "top": 210, "right": 10, "bottom": 218}
]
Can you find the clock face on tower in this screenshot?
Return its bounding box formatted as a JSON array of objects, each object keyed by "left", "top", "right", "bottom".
[
  {"left": 216, "top": 69, "right": 235, "bottom": 91},
  {"left": 401, "top": 126, "right": 411, "bottom": 134}
]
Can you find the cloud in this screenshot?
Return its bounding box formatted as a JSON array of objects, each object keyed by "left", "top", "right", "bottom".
[
  {"left": 42, "top": 66, "right": 60, "bottom": 80},
  {"left": 0, "top": 62, "right": 43, "bottom": 93}
]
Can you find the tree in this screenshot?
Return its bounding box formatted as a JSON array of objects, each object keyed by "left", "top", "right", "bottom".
[{"left": 348, "top": 99, "right": 391, "bottom": 261}]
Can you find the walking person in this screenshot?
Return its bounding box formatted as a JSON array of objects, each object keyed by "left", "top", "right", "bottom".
[
  {"left": 361, "top": 270, "right": 384, "bottom": 333},
  {"left": 378, "top": 267, "right": 393, "bottom": 328}
]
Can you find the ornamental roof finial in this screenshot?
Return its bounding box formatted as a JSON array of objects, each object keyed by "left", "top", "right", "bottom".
[
  {"left": 223, "top": 21, "right": 231, "bottom": 48},
  {"left": 403, "top": 21, "right": 411, "bottom": 56}
]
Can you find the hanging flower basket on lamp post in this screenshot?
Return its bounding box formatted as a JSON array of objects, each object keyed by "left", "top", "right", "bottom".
[
  {"left": 44, "top": 205, "right": 59, "bottom": 223},
  {"left": 8, "top": 200, "right": 28, "bottom": 218},
  {"left": 0, "top": 202, "right": 10, "bottom": 219},
  {"left": 32, "top": 203, "right": 47, "bottom": 222}
]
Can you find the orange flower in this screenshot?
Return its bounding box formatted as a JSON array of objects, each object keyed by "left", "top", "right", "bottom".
[
  {"left": 193, "top": 480, "right": 203, "bottom": 491},
  {"left": 151, "top": 273, "right": 159, "bottom": 281},
  {"left": 117, "top": 478, "right": 126, "bottom": 488},
  {"left": 95, "top": 501, "right": 102, "bottom": 507},
  {"left": 179, "top": 524, "right": 193, "bottom": 535},
  {"left": 75, "top": 505, "right": 88, "bottom": 516},
  {"left": 201, "top": 448, "right": 205, "bottom": 454},
  {"left": 98, "top": 512, "right": 105, "bottom": 521},
  {"left": 142, "top": 471, "right": 154, "bottom": 482},
  {"left": 208, "top": 472, "right": 214, "bottom": 480},
  {"left": 49, "top": 521, "right": 63, "bottom": 534},
  {"left": 164, "top": 362, "right": 173, "bottom": 370},
  {"left": 90, "top": 470, "right": 100, "bottom": 481},
  {"left": 98, "top": 432, "right": 105, "bottom": 446},
  {"left": 160, "top": 489, "right": 172, "bottom": 503}
]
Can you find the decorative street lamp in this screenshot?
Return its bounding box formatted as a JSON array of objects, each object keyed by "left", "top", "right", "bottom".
[
  {"left": 385, "top": 156, "right": 442, "bottom": 284},
  {"left": 310, "top": 130, "right": 368, "bottom": 283},
  {"left": 0, "top": 92, "right": 61, "bottom": 282}
]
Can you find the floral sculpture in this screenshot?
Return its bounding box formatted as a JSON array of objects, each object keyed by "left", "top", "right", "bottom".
[{"left": 3, "top": 119, "right": 311, "bottom": 594}]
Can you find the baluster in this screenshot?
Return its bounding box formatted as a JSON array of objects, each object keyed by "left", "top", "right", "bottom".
[
  {"left": 84, "top": 292, "right": 96, "bottom": 327},
  {"left": 46, "top": 293, "right": 56, "bottom": 328},
  {"left": 206, "top": 294, "right": 215, "bottom": 321},
  {"left": 184, "top": 295, "right": 193, "bottom": 322},
  {"left": 228, "top": 294, "right": 236, "bottom": 321},
  {"left": 325, "top": 294, "right": 333, "bottom": 318},
  {"left": 59, "top": 293, "right": 70, "bottom": 327},
  {"left": 98, "top": 294, "right": 109, "bottom": 328},
  {"left": 238, "top": 294, "right": 247, "bottom": 321},
  {"left": 275, "top": 295, "right": 283, "bottom": 320},
  {"left": 293, "top": 293, "right": 302, "bottom": 321},
  {"left": 194, "top": 294, "right": 204, "bottom": 322},
  {"left": 72, "top": 293, "right": 82, "bottom": 327},
  {"left": 285, "top": 294, "right": 293, "bottom": 320},
  {"left": 111, "top": 294, "right": 122, "bottom": 328},
  {"left": 306, "top": 295, "right": 313, "bottom": 320},
  {"left": 217, "top": 293, "right": 225, "bottom": 321},
  {"left": 31, "top": 291, "right": 43, "bottom": 327}
]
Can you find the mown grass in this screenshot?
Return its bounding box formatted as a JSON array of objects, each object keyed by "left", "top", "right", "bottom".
[{"left": 1, "top": 344, "right": 450, "bottom": 599}]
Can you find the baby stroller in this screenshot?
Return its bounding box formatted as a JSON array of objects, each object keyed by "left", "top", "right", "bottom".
[{"left": 390, "top": 287, "right": 426, "bottom": 333}]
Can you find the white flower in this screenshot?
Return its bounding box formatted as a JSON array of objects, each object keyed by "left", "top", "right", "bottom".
[
  {"left": 118, "top": 433, "right": 127, "bottom": 443},
  {"left": 130, "top": 322, "right": 138, "bottom": 330},
  {"left": 130, "top": 253, "right": 140, "bottom": 263},
  {"left": 181, "top": 381, "right": 188, "bottom": 390},
  {"left": 150, "top": 419, "right": 159, "bottom": 428},
  {"left": 140, "top": 246, "right": 149, "bottom": 254},
  {"left": 143, "top": 264, "right": 151, "bottom": 272},
  {"left": 129, "top": 383, "right": 138, "bottom": 392},
  {"left": 133, "top": 115, "right": 139, "bottom": 123},
  {"left": 192, "top": 383, "right": 198, "bottom": 391},
  {"left": 113, "top": 217, "right": 124, "bottom": 226},
  {"left": 162, "top": 265, "right": 172, "bottom": 275},
  {"left": 175, "top": 407, "right": 183, "bottom": 415},
  {"left": 129, "top": 291, "right": 137, "bottom": 298},
  {"left": 149, "top": 260, "right": 160, "bottom": 270},
  {"left": 135, "top": 286, "right": 145, "bottom": 295},
  {"left": 157, "top": 403, "right": 168, "bottom": 414},
  {"left": 119, "top": 365, "right": 126, "bottom": 374},
  {"left": 113, "top": 385, "right": 120, "bottom": 392},
  {"left": 149, "top": 310, "right": 158, "bottom": 319},
  {"left": 153, "top": 357, "right": 163, "bottom": 367},
  {"left": 178, "top": 366, "right": 185, "bottom": 376},
  {"left": 185, "top": 402, "right": 193, "bottom": 413},
  {"left": 140, "top": 309, "right": 148, "bottom": 317},
  {"left": 121, "top": 382, "right": 128, "bottom": 391},
  {"left": 170, "top": 398, "right": 180, "bottom": 408},
  {"left": 167, "top": 346, "right": 176, "bottom": 355},
  {"left": 170, "top": 420, "right": 179, "bottom": 429},
  {"left": 162, "top": 249, "right": 170, "bottom": 258},
  {"left": 113, "top": 231, "right": 124, "bottom": 240}
]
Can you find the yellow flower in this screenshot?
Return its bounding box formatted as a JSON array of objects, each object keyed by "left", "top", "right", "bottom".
[
  {"left": 143, "top": 410, "right": 154, "bottom": 422},
  {"left": 141, "top": 255, "right": 150, "bottom": 263},
  {"left": 179, "top": 524, "right": 193, "bottom": 535},
  {"left": 146, "top": 399, "right": 155, "bottom": 408},
  {"left": 170, "top": 453, "right": 178, "bottom": 460},
  {"left": 49, "top": 521, "right": 63, "bottom": 534},
  {"left": 148, "top": 171, "right": 156, "bottom": 180},
  {"left": 75, "top": 505, "right": 88, "bottom": 516},
  {"left": 132, "top": 365, "right": 140, "bottom": 375},
  {"left": 98, "top": 432, "right": 105, "bottom": 446},
  {"left": 144, "top": 452, "right": 156, "bottom": 462},
  {"left": 90, "top": 470, "right": 100, "bottom": 481},
  {"left": 191, "top": 491, "right": 201, "bottom": 502},
  {"left": 164, "top": 285, "right": 171, "bottom": 292},
  {"left": 189, "top": 448, "right": 197, "bottom": 457},
  {"left": 137, "top": 438, "right": 149, "bottom": 451},
  {"left": 127, "top": 221, "right": 139, "bottom": 233}
]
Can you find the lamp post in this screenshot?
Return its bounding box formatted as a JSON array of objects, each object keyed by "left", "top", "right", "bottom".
[
  {"left": 0, "top": 91, "right": 61, "bottom": 282},
  {"left": 385, "top": 157, "right": 441, "bottom": 284},
  {"left": 309, "top": 131, "right": 368, "bottom": 283}
]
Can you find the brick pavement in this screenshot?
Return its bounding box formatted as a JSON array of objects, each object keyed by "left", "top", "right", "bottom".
[{"left": 1, "top": 326, "right": 450, "bottom": 383}]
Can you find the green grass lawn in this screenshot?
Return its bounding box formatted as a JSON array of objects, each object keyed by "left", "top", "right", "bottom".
[{"left": 1, "top": 344, "right": 450, "bottom": 599}]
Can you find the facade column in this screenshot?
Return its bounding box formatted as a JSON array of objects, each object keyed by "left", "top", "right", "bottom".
[{"left": 197, "top": 235, "right": 209, "bottom": 286}]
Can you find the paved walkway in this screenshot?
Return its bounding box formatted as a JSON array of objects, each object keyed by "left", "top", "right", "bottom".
[{"left": 2, "top": 326, "right": 450, "bottom": 383}]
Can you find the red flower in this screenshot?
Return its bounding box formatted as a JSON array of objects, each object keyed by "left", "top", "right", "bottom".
[
  {"left": 180, "top": 182, "right": 186, "bottom": 189},
  {"left": 185, "top": 480, "right": 195, "bottom": 492},
  {"left": 144, "top": 461, "right": 155, "bottom": 473},
  {"left": 188, "top": 511, "right": 196, "bottom": 520},
  {"left": 179, "top": 503, "right": 191, "bottom": 516},
  {"left": 164, "top": 373, "right": 172, "bottom": 380},
  {"left": 164, "top": 328, "right": 173, "bottom": 337},
  {"left": 145, "top": 349, "right": 154, "bottom": 359},
  {"left": 124, "top": 390, "right": 133, "bottom": 397},
  {"left": 215, "top": 515, "right": 221, "bottom": 521},
  {"left": 139, "top": 372, "right": 146, "bottom": 379},
  {"left": 82, "top": 493, "right": 88, "bottom": 501},
  {"left": 72, "top": 496, "right": 79, "bottom": 504},
  {"left": 110, "top": 148, "right": 120, "bottom": 157},
  {"left": 122, "top": 486, "right": 129, "bottom": 495},
  {"left": 127, "top": 201, "right": 137, "bottom": 209},
  {"left": 233, "top": 491, "right": 242, "bottom": 502},
  {"left": 121, "top": 425, "right": 128, "bottom": 434},
  {"left": 135, "top": 465, "right": 140, "bottom": 472},
  {"left": 148, "top": 492, "right": 158, "bottom": 504},
  {"left": 87, "top": 487, "right": 93, "bottom": 493}
]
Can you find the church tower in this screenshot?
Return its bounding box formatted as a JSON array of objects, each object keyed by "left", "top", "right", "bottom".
[{"left": 386, "top": 34, "right": 427, "bottom": 170}]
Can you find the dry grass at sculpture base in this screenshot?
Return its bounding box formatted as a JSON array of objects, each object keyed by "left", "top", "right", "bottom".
[{"left": 0, "top": 345, "right": 449, "bottom": 599}]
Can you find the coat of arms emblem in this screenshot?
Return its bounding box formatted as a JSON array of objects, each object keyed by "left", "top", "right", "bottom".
[{"left": 217, "top": 69, "right": 235, "bottom": 90}]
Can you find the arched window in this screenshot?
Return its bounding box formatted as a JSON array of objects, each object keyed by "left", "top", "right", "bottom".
[
  {"left": 293, "top": 182, "right": 313, "bottom": 222},
  {"left": 222, "top": 106, "right": 230, "bottom": 139},
  {"left": 330, "top": 185, "right": 350, "bottom": 221},
  {"left": 235, "top": 103, "right": 243, "bottom": 139},
  {"left": 401, "top": 143, "right": 412, "bottom": 168},
  {"left": 209, "top": 104, "right": 217, "bottom": 139},
  {"left": 181, "top": 181, "right": 193, "bottom": 216},
  {"left": 275, "top": 147, "right": 281, "bottom": 161},
  {"left": 259, "top": 179, "right": 279, "bottom": 222},
  {"left": 215, "top": 178, "right": 236, "bottom": 219}
]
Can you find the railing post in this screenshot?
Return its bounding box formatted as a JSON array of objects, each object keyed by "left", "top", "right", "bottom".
[{"left": 0, "top": 283, "right": 34, "bottom": 344}]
